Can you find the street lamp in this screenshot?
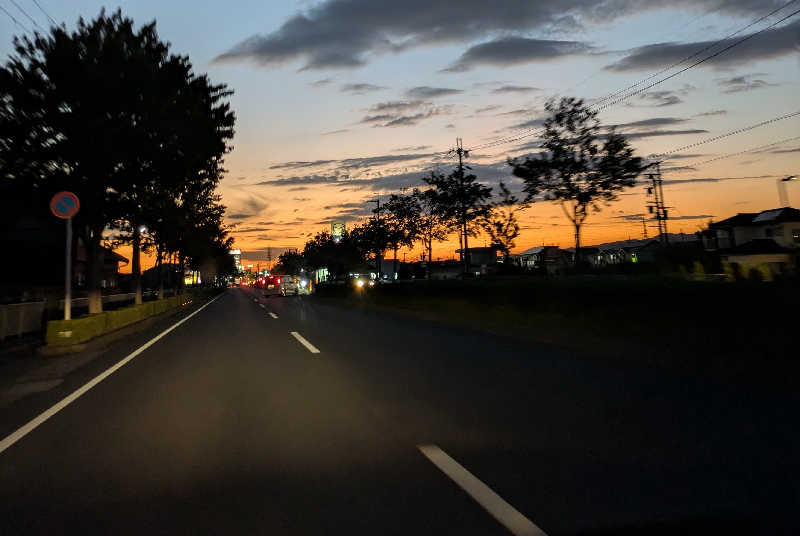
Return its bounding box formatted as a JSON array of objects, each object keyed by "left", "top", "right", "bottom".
[{"left": 777, "top": 175, "right": 797, "bottom": 207}]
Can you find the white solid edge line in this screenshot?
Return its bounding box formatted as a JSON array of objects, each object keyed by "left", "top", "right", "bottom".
[
  {"left": 0, "top": 293, "right": 224, "bottom": 456},
  {"left": 268, "top": 312, "right": 278, "bottom": 319},
  {"left": 418, "top": 445, "right": 547, "bottom": 536},
  {"left": 290, "top": 331, "right": 320, "bottom": 354}
]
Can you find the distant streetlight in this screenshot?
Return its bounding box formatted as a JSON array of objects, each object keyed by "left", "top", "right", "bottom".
[{"left": 777, "top": 175, "right": 797, "bottom": 207}]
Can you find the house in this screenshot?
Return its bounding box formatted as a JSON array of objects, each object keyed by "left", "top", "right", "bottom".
[
  {"left": 702, "top": 207, "right": 800, "bottom": 250},
  {"left": 512, "top": 246, "right": 570, "bottom": 275},
  {"left": 701, "top": 207, "right": 800, "bottom": 276},
  {"left": 455, "top": 247, "right": 501, "bottom": 269}
]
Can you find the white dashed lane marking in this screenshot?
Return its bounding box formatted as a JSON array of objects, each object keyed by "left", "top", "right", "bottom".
[
  {"left": 418, "top": 445, "right": 547, "bottom": 536},
  {"left": 290, "top": 331, "right": 320, "bottom": 354}
]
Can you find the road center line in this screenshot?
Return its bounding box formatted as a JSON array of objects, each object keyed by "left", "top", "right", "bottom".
[
  {"left": 290, "top": 331, "right": 320, "bottom": 354},
  {"left": 268, "top": 312, "right": 278, "bottom": 319},
  {"left": 0, "top": 293, "right": 224, "bottom": 456},
  {"left": 418, "top": 445, "right": 547, "bottom": 536}
]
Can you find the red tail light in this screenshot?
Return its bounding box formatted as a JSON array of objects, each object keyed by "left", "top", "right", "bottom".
[{"left": 276, "top": 278, "right": 281, "bottom": 284}]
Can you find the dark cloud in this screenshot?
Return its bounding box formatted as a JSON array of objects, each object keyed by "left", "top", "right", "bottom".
[
  {"left": 225, "top": 195, "right": 270, "bottom": 220},
  {"left": 695, "top": 109, "right": 727, "bottom": 117},
  {"left": 512, "top": 118, "right": 546, "bottom": 129},
  {"left": 445, "top": 123, "right": 456, "bottom": 129},
  {"left": 256, "top": 175, "right": 343, "bottom": 186},
  {"left": 661, "top": 175, "right": 774, "bottom": 185},
  {"left": 613, "top": 117, "right": 688, "bottom": 129},
  {"left": 474, "top": 105, "right": 503, "bottom": 114},
  {"left": 623, "top": 129, "right": 708, "bottom": 140},
  {"left": 269, "top": 159, "right": 336, "bottom": 170},
  {"left": 490, "top": 85, "right": 541, "bottom": 94},
  {"left": 444, "top": 37, "right": 590, "bottom": 72},
  {"left": 368, "top": 100, "right": 428, "bottom": 113},
  {"left": 293, "top": 197, "right": 311, "bottom": 201},
  {"left": 717, "top": 73, "right": 777, "bottom": 93},
  {"left": 661, "top": 153, "right": 705, "bottom": 160},
  {"left": 768, "top": 147, "right": 800, "bottom": 154},
  {"left": 360, "top": 100, "right": 453, "bottom": 127},
  {"left": 341, "top": 83, "right": 387, "bottom": 94},
  {"left": 615, "top": 213, "right": 713, "bottom": 221},
  {"left": 310, "top": 78, "right": 333, "bottom": 87},
  {"left": 405, "top": 86, "right": 462, "bottom": 99},
  {"left": 605, "top": 19, "right": 800, "bottom": 71},
  {"left": 393, "top": 145, "right": 432, "bottom": 152},
  {"left": 215, "top": 0, "right": 787, "bottom": 70},
  {"left": 497, "top": 108, "right": 537, "bottom": 117},
  {"left": 321, "top": 129, "right": 350, "bottom": 135}
]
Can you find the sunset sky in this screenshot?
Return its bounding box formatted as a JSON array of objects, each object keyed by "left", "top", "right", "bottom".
[{"left": 2, "top": 0, "right": 798, "bottom": 270}]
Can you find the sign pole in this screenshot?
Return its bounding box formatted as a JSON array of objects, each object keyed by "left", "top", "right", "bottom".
[{"left": 65, "top": 217, "right": 72, "bottom": 321}]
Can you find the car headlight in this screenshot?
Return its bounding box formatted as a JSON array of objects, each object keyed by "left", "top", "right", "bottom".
[
  {"left": 356, "top": 279, "right": 364, "bottom": 287},
  {"left": 300, "top": 280, "right": 308, "bottom": 287},
  {"left": 368, "top": 280, "right": 375, "bottom": 286}
]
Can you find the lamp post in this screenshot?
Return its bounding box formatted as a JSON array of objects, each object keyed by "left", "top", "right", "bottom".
[{"left": 777, "top": 176, "right": 797, "bottom": 207}]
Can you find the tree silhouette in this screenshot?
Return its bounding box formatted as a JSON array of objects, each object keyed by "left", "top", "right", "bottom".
[
  {"left": 381, "top": 193, "right": 420, "bottom": 277},
  {"left": 411, "top": 188, "right": 449, "bottom": 279},
  {"left": 0, "top": 10, "right": 234, "bottom": 309},
  {"left": 482, "top": 182, "right": 522, "bottom": 257},
  {"left": 510, "top": 97, "right": 644, "bottom": 265},
  {"left": 423, "top": 166, "right": 492, "bottom": 273}
]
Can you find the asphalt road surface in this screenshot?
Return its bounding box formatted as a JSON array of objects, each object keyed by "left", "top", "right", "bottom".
[{"left": 1, "top": 287, "right": 797, "bottom": 534}]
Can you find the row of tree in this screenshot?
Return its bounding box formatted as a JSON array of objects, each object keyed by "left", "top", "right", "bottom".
[
  {"left": 0, "top": 11, "right": 236, "bottom": 311},
  {"left": 278, "top": 97, "right": 645, "bottom": 279}
]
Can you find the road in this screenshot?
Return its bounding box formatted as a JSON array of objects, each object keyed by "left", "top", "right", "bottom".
[{"left": 1, "top": 287, "right": 797, "bottom": 534}]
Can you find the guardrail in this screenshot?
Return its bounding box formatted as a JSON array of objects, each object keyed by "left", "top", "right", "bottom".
[
  {"left": 56, "top": 289, "right": 174, "bottom": 309},
  {"left": 0, "top": 301, "right": 46, "bottom": 341}
]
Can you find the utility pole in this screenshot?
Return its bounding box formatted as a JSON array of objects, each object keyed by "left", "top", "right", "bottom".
[
  {"left": 641, "top": 215, "right": 649, "bottom": 240},
  {"left": 266, "top": 247, "right": 272, "bottom": 270},
  {"left": 645, "top": 161, "right": 669, "bottom": 245},
  {"left": 450, "top": 137, "right": 471, "bottom": 274},
  {"left": 368, "top": 198, "right": 382, "bottom": 279}
]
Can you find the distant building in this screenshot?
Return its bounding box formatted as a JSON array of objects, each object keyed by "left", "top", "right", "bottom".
[
  {"left": 512, "top": 246, "right": 570, "bottom": 275},
  {"left": 455, "top": 247, "right": 501, "bottom": 270},
  {"left": 701, "top": 207, "right": 800, "bottom": 276}
]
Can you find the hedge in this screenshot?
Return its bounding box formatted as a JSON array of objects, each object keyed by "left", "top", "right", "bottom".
[{"left": 45, "top": 288, "right": 217, "bottom": 346}]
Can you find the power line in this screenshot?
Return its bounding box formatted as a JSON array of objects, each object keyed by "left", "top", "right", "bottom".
[
  {"left": 675, "top": 135, "right": 800, "bottom": 170},
  {"left": 594, "top": 7, "right": 800, "bottom": 112},
  {"left": 655, "top": 110, "right": 800, "bottom": 159},
  {"left": 591, "top": 0, "right": 799, "bottom": 109},
  {"left": 30, "top": 0, "right": 55, "bottom": 26},
  {"left": 467, "top": 4, "right": 800, "bottom": 153},
  {"left": 8, "top": 0, "right": 42, "bottom": 30},
  {"left": 0, "top": 4, "right": 31, "bottom": 33}
]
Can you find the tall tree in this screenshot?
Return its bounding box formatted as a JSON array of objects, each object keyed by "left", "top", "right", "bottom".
[
  {"left": 510, "top": 97, "right": 644, "bottom": 265},
  {"left": 381, "top": 193, "right": 420, "bottom": 278},
  {"left": 0, "top": 10, "right": 234, "bottom": 311},
  {"left": 423, "top": 165, "right": 492, "bottom": 273},
  {"left": 411, "top": 188, "right": 449, "bottom": 279},
  {"left": 481, "top": 182, "right": 522, "bottom": 258}
]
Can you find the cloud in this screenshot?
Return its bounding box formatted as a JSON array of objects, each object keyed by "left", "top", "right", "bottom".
[
  {"left": 695, "top": 109, "right": 727, "bottom": 117},
  {"left": 341, "top": 83, "right": 387, "bottom": 94},
  {"left": 623, "top": 128, "right": 708, "bottom": 139},
  {"left": 605, "top": 19, "right": 800, "bottom": 71},
  {"left": 717, "top": 73, "right": 777, "bottom": 93},
  {"left": 405, "top": 86, "right": 462, "bottom": 99},
  {"left": 360, "top": 100, "right": 453, "bottom": 127},
  {"left": 321, "top": 128, "right": 350, "bottom": 135},
  {"left": 445, "top": 123, "right": 455, "bottom": 129},
  {"left": 214, "top": 0, "right": 787, "bottom": 70},
  {"left": 768, "top": 147, "right": 800, "bottom": 154},
  {"left": 512, "top": 118, "right": 546, "bottom": 129},
  {"left": 269, "top": 159, "right": 336, "bottom": 170},
  {"left": 310, "top": 78, "right": 333, "bottom": 87},
  {"left": 225, "top": 193, "right": 270, "bottom": 220},
  {"left": 393, "top": 145, "right": 432, "bottom": 151},
  {"left": 473, "top": 105, "right": 503, "bottom": 114},
  {"left": 661, "top": 175, "right": 774, "bottom": 185},
  {"left": 615, "top": 212, "right": 713, "bottom": 221},
  {"left": 444, "top": 36, "right": 591, "bottom": 72},
  {"left": 256, "top": 175, "right": 343, "bottom": 186},
  {"left": 490, "top": 85, "right": 541, "bottom": 94},
  {"left": 613, "top": 117, "right": 688, "bottom": 129}
]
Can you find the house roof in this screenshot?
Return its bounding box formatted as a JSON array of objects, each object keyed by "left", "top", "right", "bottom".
[
  {"left": 710, "top": 207, "right": 800, "bottom": 228},
  {"left": 516, "top": 245, "right": 563, "bottom": 255},
  {"left": 726, "top": 239, "right": 793, "bottom": 255}
]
